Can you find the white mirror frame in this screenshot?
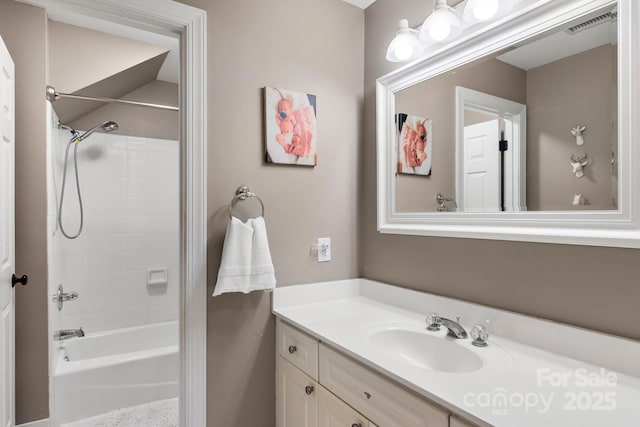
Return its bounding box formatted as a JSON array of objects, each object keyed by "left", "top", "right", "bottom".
[{"left": 377, "top": 0, "right": 640, "bottom": 248}]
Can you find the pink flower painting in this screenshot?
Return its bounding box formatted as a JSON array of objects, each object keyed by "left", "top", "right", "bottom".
[
  {"left": 265, "top": 87, "right": 317, "bottom": 166},
  {"left": 397, "top": 113, "right": 432, "bottom": 176}
]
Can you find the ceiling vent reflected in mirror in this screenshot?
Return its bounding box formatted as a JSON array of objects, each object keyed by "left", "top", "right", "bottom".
[{"left": 565, "top": 9, "right": 618, "bottom": 34}]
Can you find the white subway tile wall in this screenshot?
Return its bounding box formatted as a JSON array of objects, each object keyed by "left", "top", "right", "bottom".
[{"left": 48, "top": 125, "right": 179, "bottom": 333}]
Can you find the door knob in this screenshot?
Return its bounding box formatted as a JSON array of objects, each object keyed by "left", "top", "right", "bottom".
[{"left": 12, "top": 274, "right": 28, "bottom": 288}]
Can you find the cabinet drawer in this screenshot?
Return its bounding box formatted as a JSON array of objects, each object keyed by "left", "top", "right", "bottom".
[
  {"left": 319, "top": 343, "right": 448, "bottom": 427},
  {"left": 277, "top": 319, "right": 319, "bottom": 380}
]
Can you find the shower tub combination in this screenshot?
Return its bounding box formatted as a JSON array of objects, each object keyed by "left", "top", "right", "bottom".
[{"left": 52, "top": 321, "right": 179, "bottom": 425}]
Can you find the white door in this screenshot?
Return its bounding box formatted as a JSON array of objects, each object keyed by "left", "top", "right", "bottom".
[
  {"left": 0, "top": 35, "right": 16, "bottom": 427},
  {"left": 463, "top": 120, "right": 500, "bottom": 212}
]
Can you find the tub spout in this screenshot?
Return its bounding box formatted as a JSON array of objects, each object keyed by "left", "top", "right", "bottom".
[{"left": 54, "top": 327, "right": 85, "bottom": 341}]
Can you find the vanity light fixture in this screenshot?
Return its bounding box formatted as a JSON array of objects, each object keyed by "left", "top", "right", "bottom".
[
  {"left": 386, "top": 19, "right": 425, "bottom": 62},
  {"left": 419, "top": 0, "right": 462, "bottom": 43},
  {"left": 386, "top": 0, "right": 516, "bottom": 63}
]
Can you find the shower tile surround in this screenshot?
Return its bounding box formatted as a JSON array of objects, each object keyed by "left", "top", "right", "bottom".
[{"left": 47, "top": 109, "right": 179, "bottom": 334}]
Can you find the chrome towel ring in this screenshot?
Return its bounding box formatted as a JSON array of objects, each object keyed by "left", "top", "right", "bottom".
[{"left": 229, "top": 186, "right": 265, "bottom": 219}]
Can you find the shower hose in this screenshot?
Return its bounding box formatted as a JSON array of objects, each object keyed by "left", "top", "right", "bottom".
[{"left": 58, "top": 139, "right": 84, "bottom": 239}]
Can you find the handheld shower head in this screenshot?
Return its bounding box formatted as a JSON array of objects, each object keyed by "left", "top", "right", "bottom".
[
  {"left": 102, "top": 121, "right": 119, "bottom": 132},
  {"left": 77, "top": 120, "right": 119, "bottom": 142}
]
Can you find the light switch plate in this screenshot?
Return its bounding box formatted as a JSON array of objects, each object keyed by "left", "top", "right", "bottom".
[{"left": 317, "top": 237, "right": 331, "bottom": 262}]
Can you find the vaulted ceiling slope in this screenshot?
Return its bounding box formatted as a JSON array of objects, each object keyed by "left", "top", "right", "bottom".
[{"left": 48, "top": 20, "right": 170, "bottom": 123}]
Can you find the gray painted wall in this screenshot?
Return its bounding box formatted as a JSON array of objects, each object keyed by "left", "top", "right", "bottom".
[
  {"left": 176, "top": 0, "right": 364, "bottom": 426},
  {"left": 363, "top": 0, "right": 640, "bottom": 346},
  {"left": 527, "top": 44, "right": 617, "bottom": 210}
]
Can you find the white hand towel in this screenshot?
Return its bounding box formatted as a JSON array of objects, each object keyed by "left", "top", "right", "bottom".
[{"left": 213, "top": 216, "right": 276, "bottom": 297}]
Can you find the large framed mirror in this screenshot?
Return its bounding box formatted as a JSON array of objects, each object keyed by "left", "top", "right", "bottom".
[{"left": 377, "top": 0, "right": 640, "bottom": 247}]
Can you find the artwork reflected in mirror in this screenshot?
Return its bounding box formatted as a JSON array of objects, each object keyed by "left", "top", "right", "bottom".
[{"left": 393, "top": 4, "right": 618, "bottom": 213}]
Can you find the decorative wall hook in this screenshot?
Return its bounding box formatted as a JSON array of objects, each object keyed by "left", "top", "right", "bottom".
[
  {"left": 570, "top": 153, "right": 589, "bottom": 178},
  {"left": 573, "top": 194, "right": 586, "bottom": 206},
  {"left": 571, "top": 125, "right": 586, "bottom": 146}
]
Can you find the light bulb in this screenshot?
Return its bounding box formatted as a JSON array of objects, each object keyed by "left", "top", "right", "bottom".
[
  {"left": 386, "top": 19, "right": 424, "bottom": 62},
  {"left": 429, "top": 22, "right": 451, "bottom": 41},
  {"left": 394, "top": 45, "right": 414, "bottom": 61},
  {"left": 472, "top": 0, "right": 500, "bottom": 20},
  {"left": 420, "top": 2, "right": 461, "bottom": 43}
]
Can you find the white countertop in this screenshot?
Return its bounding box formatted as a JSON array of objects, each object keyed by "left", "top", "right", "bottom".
[{"left": 272, "top": 279, "right": 640, "bottom": 427}]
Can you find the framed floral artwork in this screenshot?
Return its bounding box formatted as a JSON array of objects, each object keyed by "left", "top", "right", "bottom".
[
  {"left": 396, "top": 113, "right": 432, "bottom": 176},
  {"left": 265, "top": 86, "right": 317, "bottom": 166}
]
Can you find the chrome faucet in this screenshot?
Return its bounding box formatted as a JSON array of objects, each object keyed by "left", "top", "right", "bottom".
[
  {"left": 426, "top": 313, "right": 468, "bottom": 339},
  {"left": 53, "top": 328, "right": 85, "bottom": 341}
]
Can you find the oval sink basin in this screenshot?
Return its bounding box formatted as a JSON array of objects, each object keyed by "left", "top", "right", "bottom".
[{"left": 369, "top": 329, "right": 483, "bottom": 373}]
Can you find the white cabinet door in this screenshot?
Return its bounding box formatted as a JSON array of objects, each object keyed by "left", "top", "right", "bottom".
[
  {"left": 0, "top": 35, "right": 15, "bottom": 427},
  {"left": 277, "top": 356, "right": 318, "bottom": 427},
  {"left": 318, "top": 386, "right": 369, "bottom": 427}
]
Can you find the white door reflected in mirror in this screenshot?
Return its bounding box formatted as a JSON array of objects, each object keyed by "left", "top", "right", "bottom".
[
  {"left": 462, "top": 120, "right": 501, "bottom": 212},
  {"left": 456, "top": 87, "right": 527, "bottom": 213}
]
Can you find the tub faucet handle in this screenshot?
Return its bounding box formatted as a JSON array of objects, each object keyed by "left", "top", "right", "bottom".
[{"left": 52, "top": 284, "right": 79, "bottom": 311}]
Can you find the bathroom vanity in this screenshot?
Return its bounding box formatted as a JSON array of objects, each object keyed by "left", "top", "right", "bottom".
[
  {"left": 272, "top": 279, "right": 640, "bottom": 427},
  {"left": 276, "top": 319, "right": 460, "bottom": 427}
]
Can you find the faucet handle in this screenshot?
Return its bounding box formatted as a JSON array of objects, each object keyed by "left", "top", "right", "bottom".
[
  {"left": 471, "top": 324, "right": 489, "bottom": 347},
  {"left": 426, "top": 312, "right": 441, "bottom": 331}
]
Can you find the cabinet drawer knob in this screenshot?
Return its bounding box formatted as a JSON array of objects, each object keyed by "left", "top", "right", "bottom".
[
  {"left": 305, "top": 385, "right": 315, "bottom": 395},
  {"left": 288, "top": 345, "right": 297, "bottom": 354},
  {"left": 352, "top": 424, "right": 362, "bottom": 427}
]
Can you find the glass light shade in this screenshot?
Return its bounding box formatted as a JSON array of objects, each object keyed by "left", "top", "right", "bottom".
[
  {"left": 386, "top": 19, "right": 425, "bottom": 62},
  {"left": 419, "top": 0, "right": 462, "bottom": 43},
  {"left": 463, "top": 0, "right": 515, "bottom": 24}
]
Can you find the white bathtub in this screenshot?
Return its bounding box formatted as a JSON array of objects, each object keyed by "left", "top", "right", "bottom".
[{"left": 53, "top": 321, "right": 179, "bottom": 425}]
